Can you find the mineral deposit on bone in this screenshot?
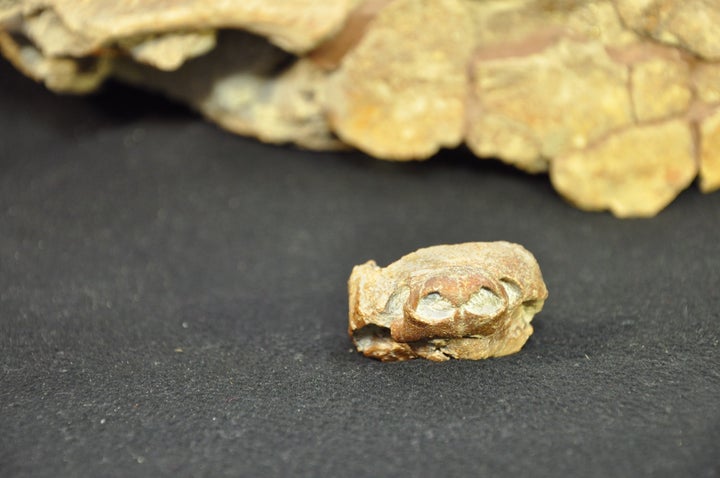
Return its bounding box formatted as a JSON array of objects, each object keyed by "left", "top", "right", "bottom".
[
  {"left": 1, "top": 0, "right": 719, "bottom": 217},
  {"left": 348, "top": 242, "right": 548, "bottom": 362}
]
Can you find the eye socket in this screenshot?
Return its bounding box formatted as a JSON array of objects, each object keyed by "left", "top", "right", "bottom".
[
  {"left": 414, "top": 292, "right": 455, "bottom": 323},
  {"left": 500, "top": 279, "right": 522, "bottom": 305},
  {"left": 463, "top": 288, "right": 503, "bottom": 317}
]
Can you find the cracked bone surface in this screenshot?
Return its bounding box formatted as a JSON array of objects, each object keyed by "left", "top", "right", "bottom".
[
  {"left": 348, "top": 242, "right": 548, "bottom": 362},
  {"left": 1, "top": 0, "right": 719, "bottom": 216}
]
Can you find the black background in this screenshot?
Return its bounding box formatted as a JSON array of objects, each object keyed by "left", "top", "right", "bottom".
[{"left": 1, "top": 58, "right": 719, "bottom": 477}]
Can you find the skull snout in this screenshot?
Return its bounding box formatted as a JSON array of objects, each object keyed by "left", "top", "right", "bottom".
[{"left": 389, "top": 268, "right": 509, "bottom": 342}]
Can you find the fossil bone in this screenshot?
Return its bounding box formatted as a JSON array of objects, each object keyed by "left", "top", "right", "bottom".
[{"left": 348, "top": 242, "right": 548, "bottom": 362}]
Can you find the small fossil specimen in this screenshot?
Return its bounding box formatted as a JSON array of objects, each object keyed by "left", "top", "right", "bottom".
[{"left": 348, "top": 242, "right": 548, "bottom": 362}]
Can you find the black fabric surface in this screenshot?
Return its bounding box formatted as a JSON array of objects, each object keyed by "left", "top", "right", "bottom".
[{"left": 1, "top": 59, "right": 719, "bottom": 478}]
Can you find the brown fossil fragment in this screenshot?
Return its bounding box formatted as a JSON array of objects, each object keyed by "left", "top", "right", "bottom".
[{"left": 348, "top": 242, "right": 548, "bottom": 362}]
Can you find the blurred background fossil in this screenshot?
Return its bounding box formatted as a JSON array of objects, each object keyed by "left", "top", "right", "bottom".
[{"left": 2, "top": 0, "right": 718, "bottom": 217}]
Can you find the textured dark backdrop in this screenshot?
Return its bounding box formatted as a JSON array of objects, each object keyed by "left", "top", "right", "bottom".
[{"left": 1, "top": 59, "right": 719, "bottom": 478}]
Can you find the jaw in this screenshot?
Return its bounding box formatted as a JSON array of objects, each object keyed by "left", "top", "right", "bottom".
[{"left": 352, "top": 298, "right": 543, "bottom": 362}]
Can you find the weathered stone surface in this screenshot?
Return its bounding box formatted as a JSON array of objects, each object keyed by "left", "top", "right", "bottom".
[
  {"left": 699, "top": 108, "right": 720, "bottom": 193},
  {"left": 326, "top": 0, "right": 476, "bottom": 160},
  {"left": 21, "top": 7, "right": 95, "bottom": 57},
  {"left": 693, "top": 63, "right": 720, "bottom": 105},
  {"left": 631, "top": 55, "right": 691, "bottom": 122},
  {"left": 1, "top": 0, "right": 719, "bottom": 216},
  {"left": 0, "top": 0, "right": 21, "bottom": 22},
  {"left": 551, "top": 120, "right": 697, "bottom": 217},
  {"left": 115, "top": 31, "right": 341, "bottom": 150},
  {"left": 127, "top": 31, "right": 217, "bottom": 72},
  {"left": 467, "top": 38, "right": 633, "bottom": 173},
  {"left": 0, "top": 31, "right": 110, "bottom": 93},
  {"left": 309, "top": 0, "right": 394, "bottom": 70},
  {"left": 467, "top": 0, "right": 638, "bottom": 49},
  {"left": 348, "top": 242, "right": 548, "bottom": 362},
  {"left": 616, "top": 0, "right": 720, "bottom": 60},
  {"left": 11, "top": 0, "right": 358, "bottom": 55}
]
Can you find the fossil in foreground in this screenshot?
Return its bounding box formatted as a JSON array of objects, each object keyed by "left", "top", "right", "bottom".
[{"left": 348, "top": 242, "right": 548, "bottom": 362}]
